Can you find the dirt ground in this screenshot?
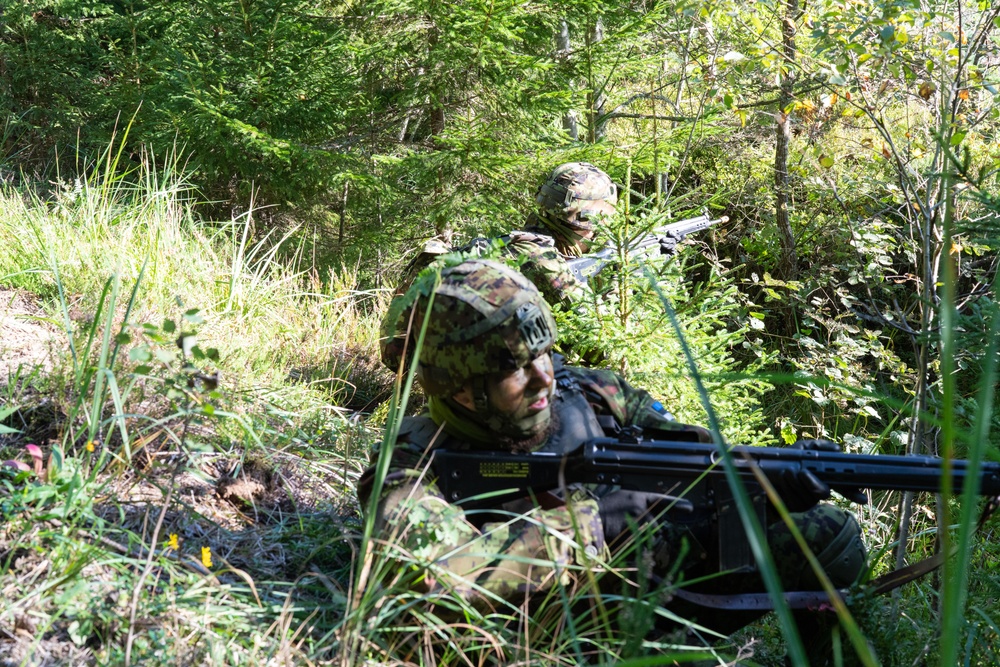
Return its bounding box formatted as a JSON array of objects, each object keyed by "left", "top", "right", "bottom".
[{"left": 0, "top": 289, "right": 60, "bottom": 383}]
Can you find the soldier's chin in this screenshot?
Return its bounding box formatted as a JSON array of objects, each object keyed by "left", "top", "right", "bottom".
[{"left": 503, "top": 409, "right": 555, "bottom": 453}]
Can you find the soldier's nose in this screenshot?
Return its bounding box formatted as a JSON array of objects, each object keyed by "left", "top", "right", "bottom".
[{"left": 527, "top": 357, "right": 554, "bottom": 388}]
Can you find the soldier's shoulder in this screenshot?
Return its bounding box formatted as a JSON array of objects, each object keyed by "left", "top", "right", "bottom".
[
  {"left": 508, "top": 229, "right": 556, "bottom": 248},
  {"left": 397, "top": 415, "right": 441, "bottom": 449},
  {"left": 561, "top": 365, "right": 625, "bottom": 402}
]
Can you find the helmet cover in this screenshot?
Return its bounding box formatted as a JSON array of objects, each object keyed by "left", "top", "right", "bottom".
[
  {"left": 412, "top": 259, "right": 557, "bottom": 396},
  {"left": 534, "top": 162, "right": 618, "bottom": 234}
]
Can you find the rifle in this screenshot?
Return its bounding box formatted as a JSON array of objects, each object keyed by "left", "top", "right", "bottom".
[
  {"left": 566, "top": 211, "right": 728, "bottom": 284},
  {"left": 430, "top": 433, "right": 1000, "bottom": 602}
]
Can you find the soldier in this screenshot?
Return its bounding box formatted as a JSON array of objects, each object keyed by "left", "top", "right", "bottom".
[
  {"left": 379, "top": 162, "right": 620, "bottom": 373},
  {"left": 359, "top": 259, "right": 867, "bottom": 646},
  {"left": 523, "top": 160, "right": 618, "bottom": 256}
]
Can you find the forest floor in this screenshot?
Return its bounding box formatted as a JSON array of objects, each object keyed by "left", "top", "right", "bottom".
[
  {"left": 0, "top": 291, "right": 362, "bottom": 665},
  {"left": 0, "top": 289, "right": 57, "bottom": 380}
]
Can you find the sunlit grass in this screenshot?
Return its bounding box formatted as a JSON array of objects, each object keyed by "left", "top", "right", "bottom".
[
  {"left": 0, "top": 152, "right": 389, "bottom": 409},
  {"left": 0, "top": 141, "right": 997, "bottom": 665}
]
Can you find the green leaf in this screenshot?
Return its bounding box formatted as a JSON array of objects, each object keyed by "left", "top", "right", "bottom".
[
  {"left": 951, "top": 131, "right": 966, "bottom": 146},
  {"left": 0, "top": 407, "right": 20, "bottom": 435},
  {"left": 163, "top": 319, "right": 177, "bottom": 334},
  {"left": 819, "top": 155, "right": 835, "bottom": 168},
  {"left": 129, "top": 347, "right": 152, "bottom": 362}
]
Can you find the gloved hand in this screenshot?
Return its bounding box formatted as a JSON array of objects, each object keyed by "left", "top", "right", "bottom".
[
  {"left": 774, "top": 439, "right": 867, "bottom": 512},
  {"left": 658, "top": 230, "right": 682, "bottom": 256},
  {"left": 597, "top": 490, "right": 670, "bottom": 546}
]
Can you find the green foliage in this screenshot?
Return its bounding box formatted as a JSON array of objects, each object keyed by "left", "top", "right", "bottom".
[
  {"left": 0, "top": 0, "right": 999, "bottom": 663},
  {"left": 541, "top": 196, "right": 772, "bottom": 442}
]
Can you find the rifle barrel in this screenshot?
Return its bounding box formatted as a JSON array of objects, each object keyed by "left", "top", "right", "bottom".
[{"left": 586, "top": 439, "right": 1000, "bottom": 497}]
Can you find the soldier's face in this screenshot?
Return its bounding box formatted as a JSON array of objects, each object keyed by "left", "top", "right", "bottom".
[
  {"left": 486, "top": 353, "right": 555, "bottom": 420},
  {"left": 453, "top": 353, "right": 556, "bottom": 436},
  {"left": 566, "top": 228, "right": 596, "bottom": 254}
]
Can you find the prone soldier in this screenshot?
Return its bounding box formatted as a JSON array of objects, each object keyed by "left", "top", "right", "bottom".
[
  {"left": 379, "top": 162, "right": 619, "bottom": 373},
  {"left": 359, "top": 259, "right": 867, "bottom": 650}
]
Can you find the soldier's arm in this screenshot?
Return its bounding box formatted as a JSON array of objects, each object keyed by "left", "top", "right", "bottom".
[
  {"left": 506, "top": 239, "right": 589, "bottom": 309},
  {"left": 571, "top": 366, "right": 712, "bottom": 442},
  {"left": 370, "top": 471, "right": 605, "bottom": 611}
]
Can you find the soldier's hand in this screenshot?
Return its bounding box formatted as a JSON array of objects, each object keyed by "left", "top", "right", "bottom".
[
  {"left": 775, "top": 439, "right": 867, "bottom": 510},
  {"left": 598, "top": 490, "right": 674, "bottom": 546},
  {"left": 658, "top": 231, "right": 681, "bottom": 256}
]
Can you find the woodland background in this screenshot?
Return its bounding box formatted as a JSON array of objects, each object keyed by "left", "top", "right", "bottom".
[{"left": 0, "top": 0, "right": 999, "bottom": 664}]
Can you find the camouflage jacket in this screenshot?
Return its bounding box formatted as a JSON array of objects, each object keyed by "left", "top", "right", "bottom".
[{"left": 357, "top": 359, "right": 707, "bottom": 611}]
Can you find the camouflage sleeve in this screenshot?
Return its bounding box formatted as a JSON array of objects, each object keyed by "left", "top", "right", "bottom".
[
  {"left": 370, "top": 472, "right": 605, "bottom": 611},
  {"left": 505, "top": 239, "right": 588, "bottom": 309},
  {"left": 569, "top": 366, "right": 712, "bottom": 442}
]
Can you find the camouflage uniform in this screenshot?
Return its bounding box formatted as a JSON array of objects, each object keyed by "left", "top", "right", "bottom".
[
  {"left": 379, "top": 162, "right": 616, "bottom": 373},
  {"left": 361, "top": 259, "right": 867, "bottom": 631},
  {"left": 357, "top": 358, "right": 706, "bottom": 610},
  {"left": 527, "top": 161, "right": 618, "bottom": 255}
]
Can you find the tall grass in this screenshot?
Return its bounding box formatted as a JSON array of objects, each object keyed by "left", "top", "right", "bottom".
[
  {"left": 0, "top": 139, "right": 998, "bottom": 665},
  {"left": 0, "top": 151, "right": 386, "bottom": 664},
  {"left": 0, "top": 147, "right": 386, "bottom": 401}
]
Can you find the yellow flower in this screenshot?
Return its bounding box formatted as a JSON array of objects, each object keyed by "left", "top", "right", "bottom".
[
  {"left": 167, "top": 534, "right": 179, "bottom": 551},
  {"left": 201, "top": 546, "right": 213, "bottom": 569},
  {"left": 85, "top": 441, "right": 95, "bottom": 453}
]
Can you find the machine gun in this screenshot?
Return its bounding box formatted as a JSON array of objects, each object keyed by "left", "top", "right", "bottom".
[
  {"left": 566, "top": 211, "right": 728, "bottom": 284},
  {"left": 430, "top": 433, "right": 1000, "bottom": 606}
]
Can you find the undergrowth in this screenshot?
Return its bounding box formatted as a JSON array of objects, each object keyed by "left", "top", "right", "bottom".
[{"left": 0, "top": 153, "right": 997, "bottom": 666}]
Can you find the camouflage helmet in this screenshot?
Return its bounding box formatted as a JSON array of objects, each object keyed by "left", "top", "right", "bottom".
[
  {"left": 411, "top": 259, "right": 557, "bottom": 396},
  {"left": 535, "top": 162, "right": 618, "bottom": 234}
]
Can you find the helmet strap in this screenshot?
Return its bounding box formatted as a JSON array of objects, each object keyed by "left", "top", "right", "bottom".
[{"left": 472, "top": 376, "right": 489, "bottom": 413}]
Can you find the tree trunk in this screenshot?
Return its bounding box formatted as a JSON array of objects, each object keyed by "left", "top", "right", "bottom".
[
  {"left": 428, "top": 22, "right": 445, "bottom": 137},
  {"left": 586, "top": 19, "right": 606, "bottom": 143},
  {"left": 337, "top": 180, "right": 349, "bottom": 245},
  {"left": 557, "top": 21, "right": 579, "bottom": 141},
  {"left": 774, "top": 0, "right": 799, "bottom": 282}
]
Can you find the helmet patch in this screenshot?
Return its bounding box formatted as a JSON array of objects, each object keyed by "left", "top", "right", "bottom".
[{"left": 515, "top": 302, "right": 553, "bottom": 359}]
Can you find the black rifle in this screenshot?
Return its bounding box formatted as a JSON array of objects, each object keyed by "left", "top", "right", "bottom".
[
  {"left": 431, "top": 434, "right": 1000, "bottom": 577},
  {"left": 566, "top": 211, "right": 728, "bottom": 284}
]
